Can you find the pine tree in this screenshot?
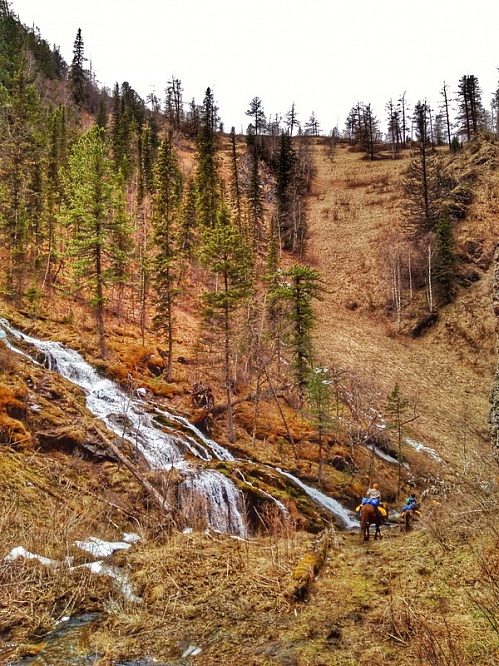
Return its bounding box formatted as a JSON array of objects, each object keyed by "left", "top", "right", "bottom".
[
  {"left": 69, "top": 28, "right": 87, "bottom": 109},
  {"left": 229, "top": 127, "right": 243, "bottom": 227},
  {"left": 0, "top": 59, "right": 45, "bottom": 298},
  {"left": 269, "top": 265, "right": 325, "bottom": 393},
  {"left": 285, "top": 103, "right": 300, "bottom": 137},
  {"left": 195, "top": 87, "right": 220, "bottom": 228},
  {"left": 433, "top": 212, "right": 456, "bottom": 304},
  {"left": 152, "top": 134, "right": 183, "bottom": 382},
  {"left": 246, "top": 131, "right": 264, "bottom": 245},
  {"left": 60, "top": 126, "right": 124, "bottom": 357},
  {"left": 275, "top": 131, "right": 296, "bottom": 250},
  {"left": 200, "top": 203, "right": 253, "bottom": 442},
  {"left": 403, "top": 101, "right": 441, "bottom": 236},
  {"left": 456, "top": 75, "right": 485, "bottom": 141},
  {"left": 246, "top": 96, "right": 266, "bottom": 136}
]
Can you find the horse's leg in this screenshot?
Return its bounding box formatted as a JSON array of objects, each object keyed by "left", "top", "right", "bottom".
[{"left": 404, "top": 511, "right": 411, "bottom": 533}]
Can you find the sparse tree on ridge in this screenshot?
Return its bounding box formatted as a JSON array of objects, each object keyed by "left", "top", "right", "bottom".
[
  {"left": 456, "top": 74, "right": 485, "bottom": 141},
  {"left": 440, "top": 82, "right": 452, "bottom": 150},
  {"left": 246, "top": 96, "right": 266, "bottom": 136},
  {"left": 386, "top": 98, "right": 401, "bottom": 155},
  {"left": 285, "top": 102, "right": 300, "bottom": 137},
  {"left": 403, "top": 101, "right": 441, "bottom": 236},
  {"left": 304, "top": 111, "right": 321, "bottom": 136}
]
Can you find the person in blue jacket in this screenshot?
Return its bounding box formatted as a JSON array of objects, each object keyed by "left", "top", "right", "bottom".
[{"left": 401, "top": 493, "right": 418, "bottom": 512}]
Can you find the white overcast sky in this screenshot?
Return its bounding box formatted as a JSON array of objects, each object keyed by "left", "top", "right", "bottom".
[{"left": 11, "top": 0, "right": 499, "bottom": 135}]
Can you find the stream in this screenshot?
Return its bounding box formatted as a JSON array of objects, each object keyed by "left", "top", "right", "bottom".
[{"left": 0, "top": 318, "right": 359, "bottom": 531}]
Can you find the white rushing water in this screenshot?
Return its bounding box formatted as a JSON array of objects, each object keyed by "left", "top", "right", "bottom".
[
  {"left": 0, "top": 318, "right": 360, "bottom": 532},
  {"left": 276, "top": 468, "right": 359, "bottom": 529}
]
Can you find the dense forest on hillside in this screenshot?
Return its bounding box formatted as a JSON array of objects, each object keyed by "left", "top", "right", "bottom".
[{"left": 2, "top": 3, "right": 499, "bottom": 664}]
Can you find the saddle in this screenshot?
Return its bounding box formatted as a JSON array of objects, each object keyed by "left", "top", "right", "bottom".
[{"left": 356, "top": 502, "right": 387, "bottom": 518}]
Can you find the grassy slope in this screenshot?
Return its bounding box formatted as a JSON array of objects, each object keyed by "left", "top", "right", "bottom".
[{"left": 2, "top": 137, "right": 499, "bottom": 665}]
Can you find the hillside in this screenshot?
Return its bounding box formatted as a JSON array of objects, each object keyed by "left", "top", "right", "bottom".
[{"left": 1, "top": 133, "right": 499, "bottom": 665}]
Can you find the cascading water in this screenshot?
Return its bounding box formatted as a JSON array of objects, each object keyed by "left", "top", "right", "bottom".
[
  {"left": 0, "top": 318, "right": 359, "bottom": 531},
  {"left": 0, "top": 319, "right": 246, "bottom": 535}
]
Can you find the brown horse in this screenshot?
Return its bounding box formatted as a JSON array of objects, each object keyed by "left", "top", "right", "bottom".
[
  {"left": 403, "top": 508, "right": 419, "bottom": 532},
  {"left": 360, "top": 503, "right": 383, "bottom": 541}
]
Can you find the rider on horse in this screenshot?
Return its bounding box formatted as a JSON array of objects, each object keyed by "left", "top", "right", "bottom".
[
  {"left": 401, "top": 493, "right": 418, "bottom": 513},
  {"left": 359, "top": 484, "right": 387, "bottom": 521}
]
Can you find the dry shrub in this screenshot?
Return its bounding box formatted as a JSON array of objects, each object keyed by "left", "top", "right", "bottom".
[
  {"left": 420, "top": 477, "right": 499, "bottom": 552},
  {"left": 381, "top": 595, "right": 469, "bottom": 665}
]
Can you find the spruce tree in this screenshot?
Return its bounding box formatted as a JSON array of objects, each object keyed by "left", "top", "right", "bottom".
[
  {"left": 433, "top": 212, "right": 456, "bottom": 304},
  {"left": 195, "top": 88, "right": 220, "bottom": 228},
  {"left": 200, "top": 203, "right": 253, "bottom": 442},
  {"left": 403, "top": 101, "right": 441, "bottom": 236},
  {"left": 69, "top": 28, "right": 87, "bottom": 109},
  {"left": 60, "top": 126, "right": 125, "bottom": 357},
  {"left": 152, "top": 134, "right": 183, "bottom": 382},
  {"left": 269, "top": 265, "right": 325, "bottom": 393}
]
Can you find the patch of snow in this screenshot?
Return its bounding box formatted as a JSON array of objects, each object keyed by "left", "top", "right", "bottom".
[
  {"left": 405, "top": 437, "right": 444, "bottom": 462},
  {"left": 122, "top": 532, "right": 141, "bottom": 544},
  {"left": 74, "top": 536, "right": 132, "bottom": 557},
  {"left": 4, "top": 546, "right": 57, "bottom": 567}
]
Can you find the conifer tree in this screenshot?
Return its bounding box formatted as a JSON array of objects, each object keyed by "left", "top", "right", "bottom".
[
  {"left": 269, "top": 265, "right": 325, "bottom": 393},
  {"left": 152, "top": 134, "right": 183, "bottom": 382},
  {"left": 246, "top": 96, "right": 266, "bottom": 136},
  {"left": 60, "top": 126, "right": 125, "bottom": 357},
  {"left": 285, "top": 103, "right": 300, "bottom": 137},
  {"left": 195, "top": 88, "right": 220, "bottom": 228},
  {"left": 200, "top": 203, "right": 253, "bottom": 442},
  {"left": 403, "top": 101, "right": 441, "bottom": 236},
  {"left": 275, "top": 131, "right": 296, "bottom": 250},
  {"left": 433, "top": 211, "right": 456, "bottom": 304},
  {"left": 246, "top": 129, "right": 264, "bottom": 245},
  {"left": 229, "top": 127, "right": 243, "bottom": 227},
  {"left": 0, "top": 60, "right": 45, "bottom": 298},
  {"left": 456, "top": 75, "right": 485, "bottom": 141},
  {"left": 69, "top": 28, "right": 87, "bottom": 109},
  {"left": 178, "top": 177, "right": 197, "bottom": 260},
  {"left": 306, "top": 366, "right": 334, "bottom": 481}
]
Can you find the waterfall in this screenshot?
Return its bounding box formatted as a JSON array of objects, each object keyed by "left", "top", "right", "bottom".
[
  {"left": 276, "top": 468, "right": 359, "bottom": 529},
  {"left": 0, "top": 319, "right": 246, "bottom": 535},
  {"left": 1, "top": 318, "right": 360, "bottom": 532}
]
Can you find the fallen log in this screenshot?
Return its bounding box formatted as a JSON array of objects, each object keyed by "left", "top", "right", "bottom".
[{"left": 285, "top": 529, "right": 333, "bottom": 601}]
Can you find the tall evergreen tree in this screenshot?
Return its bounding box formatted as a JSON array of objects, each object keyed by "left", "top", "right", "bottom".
[
  {"left": 433, "top": 211, "right": 456, "bottom": 305},
  {"left": 0, "top": 59, "right": 45, "bottom": 298},
  {"left": 200, "top": 203, "right": 253, "bottom": 442},
  {"left": 456, "top": 75, "right": 485, "bottom": 141},
  {"left": 269, "top": 265, "right": 325, "bottom": 393},
  {"left": 403, "top": 101, "right": 441, "bottom": 236},
  {"left": 195, "top": 87, "right": 220, "bottom": 228},
  {"left": 152, "top": 134, "right": 183, "bottom": 382},
  {"left": 246, "top": 96, "right": 266, "bottom": 136},
  {"left": 69, "top": 28, "right": 87, "bottom": 109},
  {"left": 60, "top": 126, "right": 125, "bottom": 357}
]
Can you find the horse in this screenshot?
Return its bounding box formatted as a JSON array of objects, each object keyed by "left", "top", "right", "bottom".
[
  {"left": 360, "top": 503, "right": 383, "bottom": 541},
  {"left": 403, "top": 508, "right": 419, "bottom": 533}
]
